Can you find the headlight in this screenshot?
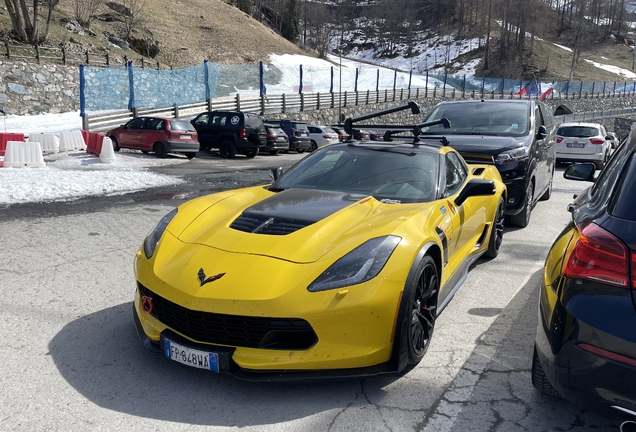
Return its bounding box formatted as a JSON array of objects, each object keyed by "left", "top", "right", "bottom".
[
  {"left": 495, "top": 147, "right": 529, "bottom": 164},
  {"left": 143, "top": 208, "right": 178, "bottom": 259},
  {"left": 307, "top": 236, "right": 401, "bottom": 292}
]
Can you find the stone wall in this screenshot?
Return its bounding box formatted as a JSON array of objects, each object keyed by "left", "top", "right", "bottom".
[{"left": 0, "top": 61, "right": 80, "bottom": 115}]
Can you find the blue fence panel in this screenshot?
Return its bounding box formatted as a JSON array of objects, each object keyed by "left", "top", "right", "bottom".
[
  {"left": 216, "top": 63, "right": 260, "bottom": 97},
  {"left": 83, "top": 66, "right": 129, "bottom": 111},
  {"left": 132, "top": 64, "right": 208, "bottom": 108}
]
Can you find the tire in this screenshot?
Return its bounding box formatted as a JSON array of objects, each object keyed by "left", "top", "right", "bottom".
[
  {"left": 406, "top": 255, "right": 438, "bottom": 365},
  {"left": 110, "top": 137, "right": 120, "bottom": 152},
  {"left": 153, "top": 143, "right": 167, "bottom": 159},
  {"left": 539, "top": 167, "right": 554, "bottom": 201},
  {"left": 269, "top": 150, "right": 279, "bottom": 155},
  {"left": 531, "top": 344, "right": 560, "bottom": 397},
  {"left": 200, "top": 145, "right": 211, "bottom": 152},
  {"left": 219, "top": 141, "right": 236, "bottom": 159},
  {"left": 244, "top": 148, "right": 259, "bottom": 158},
  {"left": 509, "top": 181, "right": 534, "bottom": 228},
  {"left": 310, "top": 140, "right": 318, "bottom": 151},
  {"left": 185, "top": 152, "right": 196, "bottom": 159},
  {"left": 595, "top": 151, "right": 609, "bottom": 170},
  {"left": 297, "top": 149, "right": 305, "bottom": 153},
  {"left": 485, "top": 197, "right": 505, "bottom": 258},
  {"left": 141, "top": 150, "right": 149, "bottom": 154}
]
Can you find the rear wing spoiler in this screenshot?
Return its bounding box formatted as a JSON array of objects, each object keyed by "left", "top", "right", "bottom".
[{"left": 339, "top": 101, "right": 451, "bottom": 144}]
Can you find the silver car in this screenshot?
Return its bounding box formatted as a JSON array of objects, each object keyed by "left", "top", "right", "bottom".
[{"left": 556, "top": 122, "right": 613, "bottom": 169}]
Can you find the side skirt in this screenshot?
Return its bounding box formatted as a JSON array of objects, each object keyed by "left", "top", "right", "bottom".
[{"left": 436, "top": 251, "right": 485, "bottom": 316}]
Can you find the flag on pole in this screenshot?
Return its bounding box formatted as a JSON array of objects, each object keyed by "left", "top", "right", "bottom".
[
  {"left": 541, "top": 81, "right": 557, "bottom": 100},
  {"left": 515, "top": 76, "right": 540, "bottom": 95}
]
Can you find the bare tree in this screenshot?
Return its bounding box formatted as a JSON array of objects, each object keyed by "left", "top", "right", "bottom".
[
  {"left": 120, "top": 0, "right": 147, "bottom": 40},
  {"left": 3, "top": 0, "right": 57, "bottom": 44},
  {"left": 74, "top": 0, "right": 104, "bottom": 29}
]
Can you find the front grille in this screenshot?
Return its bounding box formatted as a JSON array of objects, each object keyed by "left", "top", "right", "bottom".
[
  {"left": 230, "top": 212, "right": 314, "bottom": 235},
  {"left": 138, "top": 283, "right": 317, "bottom": 349}
]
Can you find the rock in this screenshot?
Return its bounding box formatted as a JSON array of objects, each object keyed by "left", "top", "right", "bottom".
[
  {"left": 64, "top": 20, "right": 86, "bottom": 36},
  {"left": 108, "top": 35, "right": 129, "bottom": 50},
  {"left": 69, "top": 37, "right": 82, "bottom": 44},
  {"left": 106, "top": 1, "right": 132, "bottom": 17}
]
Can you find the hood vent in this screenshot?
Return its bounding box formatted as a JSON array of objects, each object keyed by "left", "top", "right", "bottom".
[{"left": 230, "top": 212, "right": 314, "bottom": 235}]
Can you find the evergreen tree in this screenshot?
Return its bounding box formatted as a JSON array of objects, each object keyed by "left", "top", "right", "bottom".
[{"left": 281, "top": 0, "right": 300, "bottom": 43}]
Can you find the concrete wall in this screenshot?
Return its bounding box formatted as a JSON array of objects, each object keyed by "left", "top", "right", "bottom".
[{"left": 0, "top": 61, "right": 80, "bottom": 115}]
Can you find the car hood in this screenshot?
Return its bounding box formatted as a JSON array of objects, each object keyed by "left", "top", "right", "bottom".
[
  {"left": 420, "top": 134, "right": 529, "bottom": 156},
  {"left": 168, "top": 187, "right": 433, "bottom": 263}
]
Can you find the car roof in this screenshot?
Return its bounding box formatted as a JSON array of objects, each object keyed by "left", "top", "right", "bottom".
[{"left": 558, "top": 122, "right": 603, "bottom": 128}]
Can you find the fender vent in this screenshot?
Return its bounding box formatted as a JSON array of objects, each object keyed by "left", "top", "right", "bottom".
[
  {"left": 230, "top": 212, "right": 314, "bottom": 235},
  {"left": 472, "top": 167, "right": 486, "bottom": 176}
]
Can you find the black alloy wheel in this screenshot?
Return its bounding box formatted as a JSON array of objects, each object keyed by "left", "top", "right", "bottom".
[
  {"left": 154, "top": 143, "right": 167, "bottom": 158},
  {"left": 509, "top": 181, "right": 534, "bottom": 228},
  {"left": 110, "top": 137, "right": 120, "bottom": 152},
  {"left": 485, "top": 198, "right": 505, "bottom": 258},
  {"left": 219, "top": 141, "right": 236, "bottom": 159},
  {"left": 310, "top": 140, "right": 318, "bottom": 151},
  {"left": 407, "top": 256, "right": 438, "bottom": 364},
  {"left": 244, "top": 148, "right": 259, "bottom": 158}
]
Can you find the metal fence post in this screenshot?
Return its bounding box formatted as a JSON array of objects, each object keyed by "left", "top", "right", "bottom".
[{"left": 260, "top": 94, "right": 265, "bottom": 116}]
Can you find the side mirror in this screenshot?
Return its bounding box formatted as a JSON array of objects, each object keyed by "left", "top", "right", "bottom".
[
  {"left": 536, "top": 125, "right": 547, "bottom": 140},
  {"left": 564, "top": 163, "right": 595, "bottom": 182},
  {"left": 455, "top": 179, "right": 496, "bottom": 207},
  {"left": 605, "top": 135, "right": 613, "bottom": 141},
  {"left": 270, "top": 166, "right": 284, "bottom": 181}
]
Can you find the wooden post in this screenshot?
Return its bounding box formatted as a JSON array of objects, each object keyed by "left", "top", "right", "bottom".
[
  {"left": 260, "top": 94, "right": 265, "bottom": 116},
  {"left": 106, "top": 53, "right": 109, "bottom": 67},
  {"left": 355, "top": 91, "right": 358, "bottom": 106},
  {"left": 173, "top": 103, "right": 180, "bottom": 118},
  {"left": 156, "top": 61, "right": 160, "bottom": 70},
  {"left": 35, "top": 44, "right": 40, "bottom": 63},
  {"left": 235, "top": 93, "right": 241, "bottom": 111},
  {"left": 141, "top": 58, "right": 145, "bottom": 69},
  {"left": 132, "top": 107, "right": 139, "bottom": 118},
  {"left": 384, "top": 89, "right": 387, "bottom": 102},
  {"left": 317, "top": 92, "right": 321, "bottom": 110},
  {"left": 282, "top": 94, "right": 286, "bottom": 112},
  {"left": 330, "top": 92, "right": 334, "bottom": 109},
  {"left": 207, "top": 98, "right": 212, "bottom": 111},
  {"left": 344, "top": 91, "right": 348, "bottom": 107},
  {"left": 300, "top": 93, "right": 304, "bottom": 111},
  {"left": 62, "top": 46, "right": 67, "bottom": 65},
  {"left": 366, "top": 90, "right": 369, "bottom": 105},
  {"left": 5, "top": 40, "right": 10, "bottom": 59},
  {"left": 85, "top": 49, "right": 89, "bottom": 65},
  {"left": 82, "top": 113, "right": 89, "bottom": 131}
]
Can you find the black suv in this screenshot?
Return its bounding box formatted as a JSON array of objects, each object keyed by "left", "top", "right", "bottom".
[
  {"left": 264, "top": 119, "right": 312, "bottom": 153},
  {"left": 419, "top": 99, "right": 557, "bottom": 227},
  {"left": 190, "top": 111, "right": 266, "bottom": 158}
]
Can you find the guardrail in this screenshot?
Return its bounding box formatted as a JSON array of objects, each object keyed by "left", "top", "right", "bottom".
[{"left": 83, "top": 85, "right": 636, "bottom": 132}]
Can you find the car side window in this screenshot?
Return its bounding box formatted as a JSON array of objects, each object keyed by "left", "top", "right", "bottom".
[
  {"left": 212, "top": 114, "right": 226, "bottom": 126},
  {"left": 145, "top": 118, "right": 163, "bottom": 130},
  {"left": 444, "top": 152, "right": 468, "bottom": 197},
  {"left": 309, "top": 127, "right": 319, "bottom": 133},
  {"left": 534, "top": 107, "right": 544, "bottom": 134},
  {"left": 193, "top": 113, "right": 209, "bottom": 126},
  {"left": 127, "top": 118, "right": 145, "bottom": 129}
]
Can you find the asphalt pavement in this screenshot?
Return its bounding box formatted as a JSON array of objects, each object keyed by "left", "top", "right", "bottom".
[{"left": 0, "top": 150, "right": 622, "bottom": 431}]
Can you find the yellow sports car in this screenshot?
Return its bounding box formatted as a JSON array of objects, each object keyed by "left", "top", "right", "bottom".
[{"left": 133, "top": 103, "right": 507, "bottom": 379}]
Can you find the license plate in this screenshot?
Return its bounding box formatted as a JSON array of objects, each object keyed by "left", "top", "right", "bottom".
[
  {"left": 566, "top": 143, "right": 585, "bottom": 148},
  {"left": 180, "top": 134, "right": 191, "bottom": 139},
  {"left": 164, "top": 338, "right": 219, "bottom": 372}
]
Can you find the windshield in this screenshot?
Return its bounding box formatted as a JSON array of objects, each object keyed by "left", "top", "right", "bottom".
[
  {"left": 421, "top": 101, "right": 530, "bottom": 136},
  {"left": 270, "top": 145, "right": 439, "bottom": 203}
]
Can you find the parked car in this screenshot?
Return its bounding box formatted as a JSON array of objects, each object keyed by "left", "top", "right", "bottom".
[
  {"left": 369, "top": 130, "right": 383, "bottom": 141},
  {"left": 420, "top": 99, "right": 557, "bottom": 227},
  {"left": 555, "top": 122, "right": 613, "bottom": 169},
  {"left": 607, "top": 131, "right": 620, "bottom": 149},
  {"left": 107, "top": 116, "right": 199, "bottom": 159},
  {"left": 532, "top": 130, "right": 636, "bottom": 421},
  {"left": 330, "top": 126, "right": 350, "bottom": 142},
  {"left": 264, "top": 119, "right": 312, "bottom": 153},
  {"left": 132, "top": 102, "right": 507, "bottom": 379},
  {"left": 190, "top": 111, "right": 266, "bottom": 158},
  {"left": 352, "top": 129, "right": 371, "bottom": 140},
  {"left": 308, "top": 125, "right": 339, "bottom": 151},
  {"left": 263, "top": 124, "right": 289, "bottom": 155}
]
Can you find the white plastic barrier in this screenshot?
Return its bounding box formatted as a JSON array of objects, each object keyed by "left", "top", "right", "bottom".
[
  {"left": 29, "top": 133, "right": 59, "bottom": 155},
  {"left": 100, "top": 137, "right": 116, "bottom": 164},
  {"left": 3, "top": 141, "right": 46, "bottom": 168},
  {"left": 59, "top": 130, "right": 86, "bottom": 152}
]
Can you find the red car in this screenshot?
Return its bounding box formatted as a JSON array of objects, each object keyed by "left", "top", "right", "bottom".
[{"left": 108, "top": 117, "right": 199, "bottom": 159}]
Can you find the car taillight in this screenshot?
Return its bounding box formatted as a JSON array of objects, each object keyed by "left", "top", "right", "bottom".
[
  {"left": 339, "top": 134, "right": 345, "bottom": 140},
  {"left": 557, "top": 137, "right": 563, "bottom": 143},
  {"left": 632, "top": 252, "right": 636, "bottom": 289},
  {"left": 589, "top": 138, "right": 605, "bottom": 145},
  {"left": 563, "top": 223, "right": 628, "bottom": 287},
  {"left": 267, "top": 134, "right": 277, "bottom": 139},
  {"left": 323, "top": 135, "right": 330, "bottom": 139},
  {"left": 239, "top": 129, "right": 246, "bottom": 138}
]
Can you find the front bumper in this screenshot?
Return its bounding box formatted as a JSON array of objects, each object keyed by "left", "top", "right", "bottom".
[
  {"left": 535, "top": 278, "right": 636, "bottom": 416},
  {"left": 502, "top": 177, "right": 527, "bottom": 215}
]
